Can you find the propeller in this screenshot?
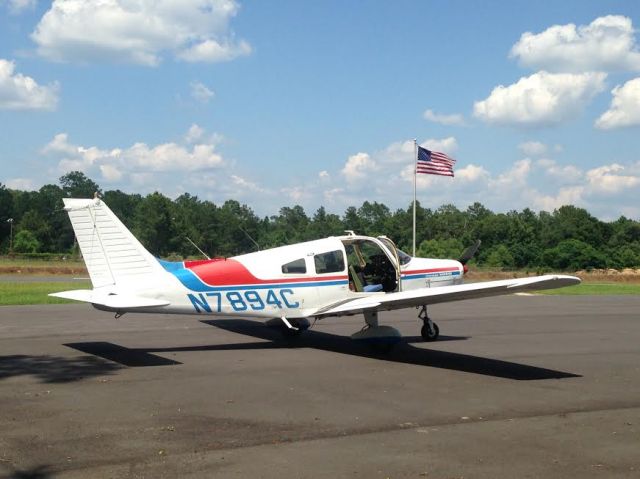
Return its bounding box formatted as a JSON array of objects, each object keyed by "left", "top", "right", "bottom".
[{"left": 458, "top": 239, "right": 481, "bottom": 274}]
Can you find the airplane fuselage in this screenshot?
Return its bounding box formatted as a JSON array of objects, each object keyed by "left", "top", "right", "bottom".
[{"left": 147, "top": 235, "right": 464, "bottom": 319}]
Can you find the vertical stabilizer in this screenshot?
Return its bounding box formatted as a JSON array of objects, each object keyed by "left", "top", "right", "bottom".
[{"left": 63, "top": 198, "right": 165, "bottom": 289}]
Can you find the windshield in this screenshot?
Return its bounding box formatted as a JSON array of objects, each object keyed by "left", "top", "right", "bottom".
[{"left": 397, "top": 249, "right": 412, "bottom": 265}]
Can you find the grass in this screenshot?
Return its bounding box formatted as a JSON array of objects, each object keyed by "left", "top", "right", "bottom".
[
  {"left": 537, "top": 283, "right": 640, "bottom": 295},
  {"left": 0, "top": 281, "right": 91, "bottom": 306}
]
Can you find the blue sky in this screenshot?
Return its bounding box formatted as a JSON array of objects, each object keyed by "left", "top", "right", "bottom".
[{"left": 1, "top": 0, "right": 640, "bottom": 219}]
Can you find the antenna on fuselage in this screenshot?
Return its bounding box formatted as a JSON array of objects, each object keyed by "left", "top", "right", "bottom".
[
  {"left": 186, "top": 236, "right": 211, "bottom": 260},
  {"left": 238, "top": 225, "right": 260, "bottom": 251}
]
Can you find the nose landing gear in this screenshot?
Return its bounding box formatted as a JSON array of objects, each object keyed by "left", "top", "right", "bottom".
[{"left": 418, "top": 305, "right": 439, "bottom": 341}]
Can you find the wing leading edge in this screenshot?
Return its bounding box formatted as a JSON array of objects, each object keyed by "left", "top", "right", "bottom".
[{"left": 313, "top": 274, "right": 580, "bottom": 318}]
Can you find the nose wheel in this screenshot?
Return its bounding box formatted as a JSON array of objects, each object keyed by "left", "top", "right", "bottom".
[{"left": 418, "top": 305, "right": 440, "bottom": 342}]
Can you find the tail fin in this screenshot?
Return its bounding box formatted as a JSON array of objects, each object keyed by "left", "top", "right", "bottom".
[{"left": 63, "top": 197, "right": 165, "bottom": 289}]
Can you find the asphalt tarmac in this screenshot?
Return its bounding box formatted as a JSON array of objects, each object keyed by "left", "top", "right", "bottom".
[{"left": 0, "top": 296, "right": 639, "bottom": 478}]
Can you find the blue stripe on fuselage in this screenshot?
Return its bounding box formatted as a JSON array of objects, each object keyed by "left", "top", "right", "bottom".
[{"left": 402, "top": 271, "right": 461, "bottom": 280}]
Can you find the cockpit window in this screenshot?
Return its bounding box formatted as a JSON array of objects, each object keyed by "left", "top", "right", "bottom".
[
  {"left": 314, "top": 250, "right": 345, "bottom": 274},
  {"left": 282, "top": 258, "right": 306, "bottom": 274},
  {"left": 397, "top": 249, "right": 412, "bottom": 265}
]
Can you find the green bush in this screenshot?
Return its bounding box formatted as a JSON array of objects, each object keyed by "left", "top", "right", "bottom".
[
  {"left": 13, "top": 230, "right": 40, "bottom": 254},
  {"left": 541, "top": 239, "right": 607, "bottom": 270}
]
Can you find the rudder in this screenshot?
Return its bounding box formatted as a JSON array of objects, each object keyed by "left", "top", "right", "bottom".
[{"left": 64, "top": 197, "right": 165, "bottom": 289}]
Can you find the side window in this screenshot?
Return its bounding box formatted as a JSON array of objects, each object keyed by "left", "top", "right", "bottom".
[
  {"left": 282, "top": 258, "right": 307, "bottom": 274},
  {"left": 314, "top": 250, "right": 345, "bottom": 274}
]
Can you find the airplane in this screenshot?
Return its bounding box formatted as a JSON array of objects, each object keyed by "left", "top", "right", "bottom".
[{"left": 51, "top": 197, "right": 580, "bottom": 350}]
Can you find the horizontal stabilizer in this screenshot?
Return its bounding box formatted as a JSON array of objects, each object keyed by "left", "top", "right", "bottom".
[{"left": 49, "top": 289, "right": 170, "bottom": 309}]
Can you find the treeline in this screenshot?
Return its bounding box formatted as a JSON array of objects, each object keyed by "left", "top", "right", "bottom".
[{"left": 1, "top": 171, "right": 639, "bottom": 271}]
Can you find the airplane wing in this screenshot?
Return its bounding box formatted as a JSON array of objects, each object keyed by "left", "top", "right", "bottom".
[{"left": 313, "top": 274, "right": 580, "bottom": 318}]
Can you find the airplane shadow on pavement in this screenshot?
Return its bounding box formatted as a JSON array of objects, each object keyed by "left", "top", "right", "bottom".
[
  {"left": 196, "top": 319, "right": 581, "bottom": 381},
  {"left": 61, "top": 319, "right": 581, "bottom": 381}
]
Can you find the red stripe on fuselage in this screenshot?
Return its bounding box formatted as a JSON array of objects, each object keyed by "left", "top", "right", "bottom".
[{"left": 184, "top": 258, "right": 347, "bottom": 286}]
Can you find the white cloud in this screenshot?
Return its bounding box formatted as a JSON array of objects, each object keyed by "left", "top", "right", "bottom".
[
  {"left": 99, "top": 164, "right": 123, "bottom": 182},
  {"left": 510, "top": 15, "right": 640, "bottom": 73},
  {"left": 474, "top": 71, "right": 606, "bottom": 127},
  {"left": 532, "top": 162, "right": 640, "bottom": 213},
  {"left": 422, "top": 137, "right": 458, "bottom": 155},
  {"left": 4, "top": 178, "right": 36, "bottom": 190},
  {"left": 280, "top": 186, "right": 310, "bottom": 203},
  {"left": 455, "top": 164, "right": 489, "bottom": 183},
  {"left": 585, "top": 164, "right": 640, "bottom": 193},
  {"left": 341, "top": 152, "right": 377, "bottom": 183},
  {"left": 185, "top": 124, "right": 205, "bottom": 143},
  {"left": 534, "top": 186, "right": 585, "bottom": 212},
  {"left": 4, "top": 0, "right": 36, "bottom": 13},
  {"left": 490, "top": 159, "right": 531, "bottom": 189},
  {"left": 190, "top": 81, "right": 215, "bottom": 104},
  {"left": 423, "top": 109, "right": 465, "bottom": 126},
  {"left": 595, "top": 78, "right": 640, "bottom": 129},
  {"left": 178, "top": 39, "right": 251, "bottom": 63},
  {"left": 0, "top": 59, "right": 59, "bottom": 111},
  {"left": 536, "top": 159, "right": 582, "bottom": 180},
  {"left": 31, "top": 0, "right": 251, "bottom": 66},
  {"left": 17, "top": 131, "right": 640, "bottom": 220},
  {"left": 381, "top": 140, "right": 415, "bottom": 164},
  {"left": 43, "top": 127, "right": 225, "bottom": 183},
  {"left": 519, "top": 141, "right": 547, "bottom": 156},
  {"left": 230, "top": 174, "right": 268, "bottom": 194}
]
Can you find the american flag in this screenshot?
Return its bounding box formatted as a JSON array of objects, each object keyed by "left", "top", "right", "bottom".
[{"left": 416, "top": 146, "right": 455, "bottom": 177}]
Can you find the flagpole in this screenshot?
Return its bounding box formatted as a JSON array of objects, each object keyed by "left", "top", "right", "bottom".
[{"left": 412, "top": 138, "right": 417, "bottom": 257}]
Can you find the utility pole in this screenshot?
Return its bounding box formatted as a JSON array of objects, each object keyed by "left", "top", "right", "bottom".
[{"left": 7, "top": 218, "right": 14, "bottom": 254}]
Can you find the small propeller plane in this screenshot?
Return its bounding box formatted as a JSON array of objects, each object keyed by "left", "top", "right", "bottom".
[{"left": 51, "top": 197, "right": 580, "bottom": 349}]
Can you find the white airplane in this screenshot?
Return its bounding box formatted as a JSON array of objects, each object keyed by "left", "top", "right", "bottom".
[{"left": 51, "top": 197, "right": 580, "bottom": 349}]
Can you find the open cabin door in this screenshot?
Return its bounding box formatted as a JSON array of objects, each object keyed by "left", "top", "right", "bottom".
[
  {"left": 341, "top": 235, "right": 402, "bottom": 293},
  {"left": 377, "top": 236, "right": 402, "bottom": 292}
]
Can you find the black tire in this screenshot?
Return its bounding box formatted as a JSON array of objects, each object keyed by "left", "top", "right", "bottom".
[{"left": 421, "top": 322, "right": 440, "bottom": 341}]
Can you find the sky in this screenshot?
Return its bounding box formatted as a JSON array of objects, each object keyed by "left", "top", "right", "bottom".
[{"left": 1, "top": 0, "right": 640, "bottom": 220}]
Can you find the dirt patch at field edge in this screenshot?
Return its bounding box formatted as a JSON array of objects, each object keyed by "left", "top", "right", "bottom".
[{"left": 0, "top": 265, "right": 88, "bottom": 276}]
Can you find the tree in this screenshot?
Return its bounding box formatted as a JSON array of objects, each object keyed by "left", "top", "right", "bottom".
[
  {"left": 59, "top": 171, "right": 101, "bottom": 198},
  {"left": 541, "top": 239, "right": 607, "bottom": 270},
  {"left": 308, "top": 206, "right": 344, "bottom": 240},
  {"left": 343, "top": 206, "right": 363, "bottom": 234},
  {"left": 102, "top": 190, "right": 142, "bottom": 229},
  {"left": 212, "top": 200, "right": 261, "bottom": 256},
  {"left": 270, "top": 206, "right": 310, "bottom": 244},
  {"left": 13, "top": 229, "right": 40, "bottom": 253},
  {"left": 36, "top": 184, "right": 71, "bottom": 252},
  {"left": 133, "top": 192, "right": 177, "bottom": 256},
  {"left": 417, "top": 238, "right": 464, "bottom": 259},
  {"left": 18, "top": 211, "right": 50, "bottom": 251},
  {"left": 430, "top": 204, "right": 465, "bottom": 239},
  {"left": 484, "top": 245, "right": 515, "bottom": 269},
  {"left": 0, "top": 183, "right": 14, "bottom": 252},
  {"left": 357, "top": 201, "right": 391, "bottom": 236}
]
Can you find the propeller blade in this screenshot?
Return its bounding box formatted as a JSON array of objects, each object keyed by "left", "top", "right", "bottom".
[{"left": 458, "top": 239, "right": 481, "bottom": 265}]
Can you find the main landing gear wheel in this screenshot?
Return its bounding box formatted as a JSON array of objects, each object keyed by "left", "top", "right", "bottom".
[
  {"left": 421, "top": 321, "right": 439, "bottom": 341},
  {"left": 418, "top": 305, "right": 440, "bottom": 342}
]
